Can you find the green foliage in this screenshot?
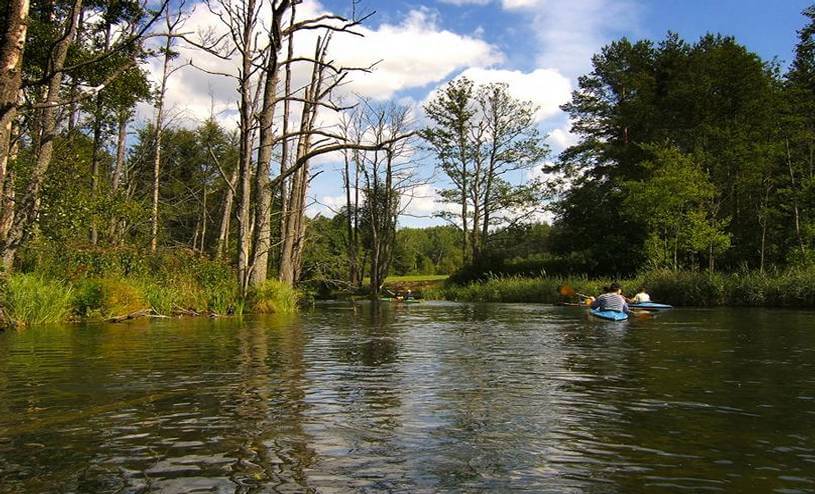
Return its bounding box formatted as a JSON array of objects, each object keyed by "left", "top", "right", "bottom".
[
  {"left": 440, "top": 276, "right": 609, "bottom": 304},
  {"left": 551, "top": 31, "right": 789, "bottom": 273},
  {"left": 439, "top": 267, "right": 815, "bottom": 307},
  {"left": 624, "top": 145, "right": 731, "bottom": 269},
  {"left": 639, "top": 270, "right": 727, "bottom": 306},
  {"left": 25, "top": 244, "right": 150, "bottom": 280},
  {"left": 391, "top": 226, "right": 464, "bottom": 275},
  {"left": 19, "top": 245, "right": 241, "bottom": 317},
  {"left": 423, "top": 77, "right": 549, "bottom": 261},
  {"left": 3, "top": 274, "right": 74, "bottom": 326},
  {"left": 139, "top": 281, "right": 180, "bottom": 316},
  {"left": 74, "top": 278, "right": 147, "bottom": 318},
  {"left": 250, "top": 280, "right": 301, "bottom": 314},
  {"left": 300, "top": 214, "right": 350, "bottom": 283}
]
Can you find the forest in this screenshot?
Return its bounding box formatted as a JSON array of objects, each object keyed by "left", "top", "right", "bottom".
[{"left": 1, "top": 1, "right": 815, "bottom": 325}]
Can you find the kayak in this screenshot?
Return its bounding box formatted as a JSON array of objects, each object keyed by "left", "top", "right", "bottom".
[
  {"left": 590, "top": 308, "right": 629, "bottom": 321},
  {"left": 629, "top": 302, "right": 672, "bottom": 311}
]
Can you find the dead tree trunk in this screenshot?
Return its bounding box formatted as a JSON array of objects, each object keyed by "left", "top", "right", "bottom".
[
  {"left": 150, "top": 16, "right": 176, "bottom": 253},
  {"left": 235, "top": 0, "right": 260, "bottom": 295},
  {"left": 249, "top": 1, "right": 290, "bottom": 286},
  {"left": 278, "top": 37, "right": 327, "bottom": 285},
  {"left": 216, "top": 166, "right": 238, "bottom": 260}
]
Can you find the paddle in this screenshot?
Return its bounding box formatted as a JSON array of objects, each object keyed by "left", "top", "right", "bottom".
[{"left": 558, "top": 284, "right": 592, "bottom": 304}]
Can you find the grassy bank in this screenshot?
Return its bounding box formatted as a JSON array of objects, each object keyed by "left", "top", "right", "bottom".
[
  {"left": 1, "top": 246, "right": 301, "bottom": 328},
  {"left": 432, "top": 268, "right": 815, "bottom": 307}
]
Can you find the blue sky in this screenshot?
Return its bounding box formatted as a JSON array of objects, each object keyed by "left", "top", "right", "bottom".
[
  {"left": 154, "top": 0, "right": 815, "bottom": 227},
  {"left": 307, "top": 0, "right": 813, "bottom": 226}
]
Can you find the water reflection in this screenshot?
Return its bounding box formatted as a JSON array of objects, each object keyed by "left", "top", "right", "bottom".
[{"left": 0, "top": 304, "right": 814, "bottom": 492}]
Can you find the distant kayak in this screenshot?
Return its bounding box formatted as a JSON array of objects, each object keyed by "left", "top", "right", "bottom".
[
  {"left": 629, "top": 302, "right": 673, "bottom": 311},
  {"left": 590, "top": 308, "right": 629, "bottom": 321},
  {"left": 380, "top": 298, "right": 421, "bottom": 304}
]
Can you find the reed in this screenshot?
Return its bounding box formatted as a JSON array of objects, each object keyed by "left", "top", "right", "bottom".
[
  {"left": 3, "top": 274, "right": 74, "bottom": 326},
  {"left": 438, "top": 267, "right": 815, "bottom": 307},
  {"left": 250, "top": 279, "right": 301, "bottom": 314}
]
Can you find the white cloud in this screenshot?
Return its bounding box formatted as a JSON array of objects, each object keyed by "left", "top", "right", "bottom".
[
  {"left": 136, "top": 2, "right": 502, "bottom": 130},
  {"left": 501, "top": 0, "right": 538, "bottom": 7},
  {"left": 456, "top": 67, "right": 571, "bottom": 122},
  {"left": 401, "top": 183, "right": 437, "bottom": 216},
  {"left": 318, "top": 194, "right": 347, "bottom": 214},
  {"left": 328, "top": 8, "right": 502, "bottom": 99},
  {"left": 549, "top": 124, "right": 578, "bottom": 151},
  {"left": 439, "top": 0, "right": 492, "bottom": 5},
  {"left": 501, "top": 0, "right": 641, "bottom": 77}
]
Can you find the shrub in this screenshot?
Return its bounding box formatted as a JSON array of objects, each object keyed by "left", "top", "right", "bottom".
[
  {"left": 204, "top": 279, "right": 241, "bottom": 315},
  {"left": 4, "top": 274, "right": 74, "bottom": 326},
  {"left": 74, "top": 278, "right": 147, "bottom": 318},
  {"left": 250, "top": 280, "right": 300, "bottom": 314}
]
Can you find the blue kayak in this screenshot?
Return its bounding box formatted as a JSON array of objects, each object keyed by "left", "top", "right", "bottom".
[
  {"left": 629, "top": 302, "right": 673, "bottom": 311},
  {"left": 590, "top": 308, "right": 629, "bottom": 321}
]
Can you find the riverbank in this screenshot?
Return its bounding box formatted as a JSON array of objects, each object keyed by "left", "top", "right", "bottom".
[
  {"left": 430, "top": 268, "right": 815, "bottom": 307},
  {"left": 0, "top": 247, "right": 300, "bottom": 328}
]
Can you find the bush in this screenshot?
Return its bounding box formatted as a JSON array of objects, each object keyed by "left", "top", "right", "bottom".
[
  {"left": 250, "top": 280, "right": 301, "bottom": 314},
  {"left": 74, "top": 278, "right": 147, "bottom": 318},
  {"left": 203, "top": 279, "right": 241, "bottom": 315},
  {"left": 4, "top": 274, "right": 74, "bottom": 326}
]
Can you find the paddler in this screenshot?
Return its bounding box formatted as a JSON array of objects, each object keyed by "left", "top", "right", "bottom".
[
  {"left": 589, "top": 283, "right": 630, "bottom": 314},
  {"left": 627, "top": 286, "right": 651, "bottom": 304}
]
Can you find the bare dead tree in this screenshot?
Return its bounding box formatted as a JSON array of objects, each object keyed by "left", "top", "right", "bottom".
[
  {"left": 150, "top": 3, "right": 187, "bottom": 253},
  {"left": 351, "top": 102, "right": 420, "bottom": 298}
]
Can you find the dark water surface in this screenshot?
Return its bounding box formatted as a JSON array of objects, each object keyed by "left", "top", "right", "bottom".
[{"left": 1, "top": 303, "right": 815, "bottom": 493}]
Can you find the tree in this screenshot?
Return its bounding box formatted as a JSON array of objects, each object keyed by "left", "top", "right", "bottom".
[
  {"left": 149, "top": 3, "right": 184, "bottom": 253},
  {"left": 783, "top": 5, "right": 815, "bottom": 262},
  {"left": 423, "top": 78, "right": 548, "bottom": 263},
  {"left": 624, "top": 145, "right": 730, "bottom": 271},
  {"left": 0, "top": 0, "right": 167, "bottom": 268},
  {"left": 0, "top": 0, "right": 31, "bottom": 212},
  {"left": 551, "top": 32, "right": 781, "bottom": 274},
  {"left": 355, "top": 103, "right": 418, "bottom": 298}
]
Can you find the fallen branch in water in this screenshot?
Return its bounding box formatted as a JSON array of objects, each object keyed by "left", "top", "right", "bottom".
[
  {"left": 172, "top": 306, "right": 201, "bottom": 317},
  {"left": 107, "top": 309, "right": 170, "bottom": 323}
]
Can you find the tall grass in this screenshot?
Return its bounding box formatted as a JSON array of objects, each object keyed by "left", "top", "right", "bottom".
[
  {"left": 437, "top": 267, "right": 815, "bottom": 307},
  {"left": 3, "top": 274, "right": 74, "bottom": 326},
  {"left": 250, "top": 279, "right": 301, "bottom": 314}
]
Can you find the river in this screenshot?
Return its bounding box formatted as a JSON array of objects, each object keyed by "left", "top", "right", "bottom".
[{"left": 1, "top": 302, "right": 814, "bottom": 493}]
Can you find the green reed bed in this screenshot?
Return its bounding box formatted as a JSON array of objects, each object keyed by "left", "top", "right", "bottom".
[
  {"left": 3, "top": 274, "right": 74, "bottom": 326},
  {"left": 0, "top": 247, "right": 276, "bottom": 327},
  {"left": 437, "top": 267, "right": 815, "bottom": 307},
  {"left": 250, "top": 279, "right": 301, "bottom": 314}
]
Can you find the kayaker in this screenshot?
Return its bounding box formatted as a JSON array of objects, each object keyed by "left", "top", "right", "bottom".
[
  {"left": 628, "top": 287, "right": 651, "bottom": 304},
  {"left": 590, "top": 283, "right": 630, "bottom": 314},
  {"left": 404, "top": 289, "right": 414, "bottom": 300}
]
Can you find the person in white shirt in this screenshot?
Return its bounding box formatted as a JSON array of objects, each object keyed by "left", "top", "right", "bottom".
[{"left": 629, "top": 287, "right": 651, "bottom": 304}]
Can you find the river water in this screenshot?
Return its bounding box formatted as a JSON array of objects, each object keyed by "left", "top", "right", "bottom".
[{"left": 1, "top": 302, "right": 814, "bottom": 493}]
